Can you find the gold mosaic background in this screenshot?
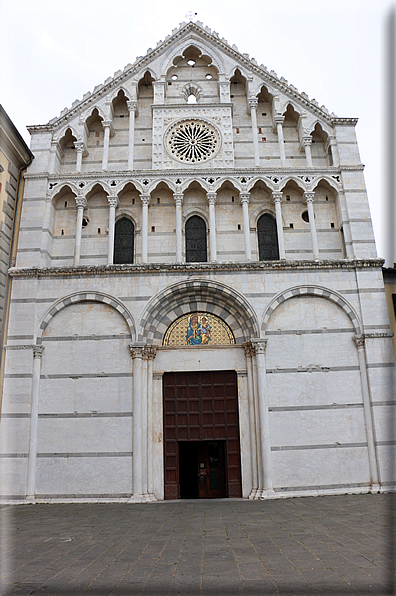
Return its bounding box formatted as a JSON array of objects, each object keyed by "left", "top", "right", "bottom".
[{"left": 163, "top": 312, "right": 235, "bottom": 346}]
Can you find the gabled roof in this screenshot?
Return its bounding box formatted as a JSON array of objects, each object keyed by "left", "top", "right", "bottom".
[{"left": 27, "top": 21, "right": 357, "bottom": 134}]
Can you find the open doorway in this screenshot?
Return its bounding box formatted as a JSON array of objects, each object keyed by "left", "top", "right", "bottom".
[{"left": 179, "top": 440, "right": 227, "bottom": 499}]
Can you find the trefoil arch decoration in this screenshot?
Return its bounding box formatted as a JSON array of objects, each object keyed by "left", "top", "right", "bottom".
[{"left": 163, "top": 312, "right": 235, "bottom": 346}]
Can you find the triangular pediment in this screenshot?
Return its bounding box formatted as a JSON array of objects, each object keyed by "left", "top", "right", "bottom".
[{"left": 29, "top": 21, "right": 351, "bottom": 136}]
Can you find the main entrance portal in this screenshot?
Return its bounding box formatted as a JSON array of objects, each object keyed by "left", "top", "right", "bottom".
[{"left": 163, "top": 371, "right": 242, "bottom": 499}]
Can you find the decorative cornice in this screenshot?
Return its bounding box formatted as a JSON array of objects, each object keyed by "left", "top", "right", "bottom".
[
  {"left": 23, "top": 165, "right": 364, "bottom": 183},
  {"left": 8, "top": 259, "right": 385, "bottom": 279}
]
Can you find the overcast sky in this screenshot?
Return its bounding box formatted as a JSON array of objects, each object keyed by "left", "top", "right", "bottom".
[{"left": 1, "top": 0, "right": 395, "bottom": 264}]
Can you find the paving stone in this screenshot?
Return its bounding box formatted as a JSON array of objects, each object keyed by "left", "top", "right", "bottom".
[{"left": 0, "top": 494, "right": 394, "bottom": 595}]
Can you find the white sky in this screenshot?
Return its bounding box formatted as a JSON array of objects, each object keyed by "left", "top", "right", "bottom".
[{"left": 1, "top": 0, "right": 395, "bottom": 265}]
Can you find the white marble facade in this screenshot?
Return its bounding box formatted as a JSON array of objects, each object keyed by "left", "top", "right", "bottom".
[{"left": 1, "top": 21, "right": 394, "bottom": 503}]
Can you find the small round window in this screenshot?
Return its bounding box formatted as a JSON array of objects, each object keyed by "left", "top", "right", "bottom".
[
  {"left": 171, "top": 74, "right": 178, "bottom": 80},
  {"left": 82, "top": 216, "right": 90, "bottom": 228},
  {"left": 301, "top": 211, "right": 309, "bottom": 223},
  {"left": 205, "top": 74, "right": 213, "bottom": 80}
]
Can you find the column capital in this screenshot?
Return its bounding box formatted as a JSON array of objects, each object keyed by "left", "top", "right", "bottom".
[
  {"left": 102, "top": 119, "right": 113, "bottom": 130},
  {"left": 243, "top": 342, "right": 254, "bottom": 358},
  {"left": 274, "top": 115, "right": 285, "bottom": 125},
  {"left": 127, "top": 100, "right": 138, "bottom": 113},
  {"left": 301, "top": 136, "right": 312, "bottom": 147},
  {"left": 74, "top": 140, "right": 87, "bottom": 155},
  {"left": 207, "top": 192, "right": 217, "bottom": 205},
  {"left": 75, "top": 195, "right": 87, "bottom": 209},
  {"left": 250, "top": 338, "right": 268, "bottom": 354},
  {"left": 353, "top": 335, "right": 365, "bottom": 350},
  {"left": 129, "top": 343, "right": 146, "bottom": 359},
  {"left": 272, "top": 191, "right": 283, "bottom": 204},
  {"left": 33, "top": 345, "right": 44, "bottom": 359},
  {"left": 108, "top": 195, "right": 119, "bottom": 209},
  {"left": 248, "top": 97, "right": 258, "bottom": 111},
  {"left": 173, "top": 192, "right": 184, "bottom": 206},
  {"left": 303, "top": 191, "right": 315, "bottom": 204},
  {"left": 240, "top": 192, "right": 250, "bottom": 204},
  {"left": 140, "top": 194, "right": 151, "bottom": 206},
  {"left": 144, "top": 345, "right": 157, "bottom": 360}
]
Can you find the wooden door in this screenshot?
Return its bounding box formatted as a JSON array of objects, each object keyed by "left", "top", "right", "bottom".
[{"left": 163, "top": 371, "right": 242, "bottom": 499}]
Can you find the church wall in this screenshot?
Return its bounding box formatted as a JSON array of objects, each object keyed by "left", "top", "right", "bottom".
[{"left": 2, "top": 23, "right": 394, "bottom": 502}]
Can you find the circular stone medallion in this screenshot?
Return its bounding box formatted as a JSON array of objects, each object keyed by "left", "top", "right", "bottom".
[{"left": 165, "top": 119, "right": 221, "bottom": 164}]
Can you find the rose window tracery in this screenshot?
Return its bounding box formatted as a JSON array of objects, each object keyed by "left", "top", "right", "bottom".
[{"left": 165, "top": 119, "right": 220, "bottom": 164}]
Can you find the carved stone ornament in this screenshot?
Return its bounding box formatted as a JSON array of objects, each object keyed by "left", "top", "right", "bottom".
[
  {"left": 75, "top": 196, "right": 87, "bottom": 209},
  {"left": 353, "top": 335, "right": 365, "bottom": 350},
  {"left": 240, "top": 193, "right": 250, "bottom": 204},
  {"left": 108, "top": 196, "right": 119, "bottom": 208},
  {"left": 33, "top": 345, "right": 44, "bottom": 359},
  {"left": 272, "top": 191, "right": 283, "bottom": 204},
  {"left": 165, "top": 119, "right": 221, "bottom": 164},
  {"left": 250, "top": 338, "right": 268, "bottom": 355}
]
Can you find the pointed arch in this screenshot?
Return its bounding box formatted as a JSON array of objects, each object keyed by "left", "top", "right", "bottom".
[
  {"left": 310, "top": 176, "right": 341, "bottom": 194},
  {"left": 108, "top": 86, "right": 132, "bottom": 103},
  {"left": 212, "top": 177, "right": 243, "bottom": 193},
  {"left": 278, "top": 176, "right": 307, "bottom": 192},
  {"left": 50, "top": 182, "right": 79, "bottom": 202},
  {"left": 116, "top": 179, "right": 144, "bottom": 195},
  {"left": 84, "top": 180, "right": 112, "bottom": 196},
  {"left": 246, "top": 177, "right": 275, "bottom": 193},
  {"left": 53, "top": 124, "right": 80, "bottom": 144}
]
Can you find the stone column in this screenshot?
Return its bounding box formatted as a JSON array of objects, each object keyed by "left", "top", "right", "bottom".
[
  {"left": 301, "top": 137, "right": 313, "bottom": 167},
  {"left": 74, "top": 195, "right": 87, "bottom": 266},
  {"left": 244, "top": 344, "right": 258, "bottom": 498},
  {"left": 251, "top": 354, "right": 263, "bottom": 492},
  {"left": 141, "top": 351, "right": 149, "bottom": 495},
  {"left": 74, "top": 141, "right": 86, "bottom": 173},
  {"left": 127, "top": 101, "right": 138, "bottom": 170},
  {"left": 304, "top": 191, "right": 320, "bottom": 260},
  {"left": 251, "top": 338, "right": 275, "bottom": 497},
  {"left": 275, "top": 116, "right": 286, "bottom": 166},
  {"left": 173, "top": 193, "right": 183, "bottom": 262},
  {"left": 207, "top": 192, "right": 217, "bottom": 262},
  {"left": 130, "top": 345, "right": 144, "bottom": 499},
  {"left": 146, "top": 346, "right": 157, "bottom": 500},
  {"left": 353, "top": 335, "right": 380, "bottom": 490},
  {"left": 240, "top": 193, "right": 252, "bottom": 261},
  {"left": 272, "top": 191, "right": 286, "bottom": 260},
  {"left": 107, "top": 195, "right": 119, "bottom": 265},
  {"left": 26, "top": 345, "right": 44, "bottom": 501},
  {"left": 140, "top": 194, "right": 150, "bottom": 263},
  {"left": 248, "top": 98, "right": 260, "bottom": 167},
  {"left": 102, "top": 120, "right": 112, "bottom": 171},
  {"left": 48, "top": 139, "right": 58, "bottom": 174}
]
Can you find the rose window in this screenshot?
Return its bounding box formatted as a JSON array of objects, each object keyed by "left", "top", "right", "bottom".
[{"left": 166, "top": 120, "right": 220, "bottom": 164}]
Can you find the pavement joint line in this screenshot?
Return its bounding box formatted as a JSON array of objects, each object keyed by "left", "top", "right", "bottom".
[
  {"left": 218, "top": 502, "right": 248, "bottom": 595},
  {"left": 165, "top": 503, "right": 195, "bottom": 596},
  {"left": 23, "top": 505, "right": 169, "bottom": 593},
  {"left": 107, "top": 502, "right": 190, "bottom": 595}
]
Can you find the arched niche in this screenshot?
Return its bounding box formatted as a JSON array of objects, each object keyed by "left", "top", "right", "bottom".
[
  {"left": 35, "top": 296, "right": 134, "bottom": 497},
  {"left": 262, "top": 289, "right": 366, "bottom": 492},
  {"left": 108, "top": 90, "right": 129, "bottom": 170},
  {"left": 58, "top": 128, "right": 77, "bottom": 174}
]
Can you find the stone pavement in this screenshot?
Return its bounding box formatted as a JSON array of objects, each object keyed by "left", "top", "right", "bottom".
[{"left": 0, "top": 494, "right": 394, "bottom": 596}]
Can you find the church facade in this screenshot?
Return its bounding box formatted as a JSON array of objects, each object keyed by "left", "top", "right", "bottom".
[{"left": 1, "top": 22, "right": 394, "bottom": 503}]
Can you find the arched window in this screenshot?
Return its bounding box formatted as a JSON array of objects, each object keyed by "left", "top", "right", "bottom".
[
  {"left": 185, "top": 216, "right": 207, "bottom": 262},
  {"left": 114, "top": 217, "right": 134, "bottom": 264},
  {"left": 257, "top": 214, "right": 279, "bottom": 261}
]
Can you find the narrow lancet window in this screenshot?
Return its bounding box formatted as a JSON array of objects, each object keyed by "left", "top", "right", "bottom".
[
  {"left": 185, "top": 216, "right": 207, "bottom": 262},
  {"left": 257, "top": 214, "right": 279, "bottom": 261},
  {"left": 114, "top": 217, "right": 134, "bottom": 264}
]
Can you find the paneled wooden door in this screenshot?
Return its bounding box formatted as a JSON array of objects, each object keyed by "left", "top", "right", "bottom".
[{"left": 163, "top": 370, "right": 242, "bottom": 499}]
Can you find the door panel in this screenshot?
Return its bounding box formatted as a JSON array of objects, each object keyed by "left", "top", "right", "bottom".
[{"left": 163, "top": 370, "right": 242, "bottom": 499}]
